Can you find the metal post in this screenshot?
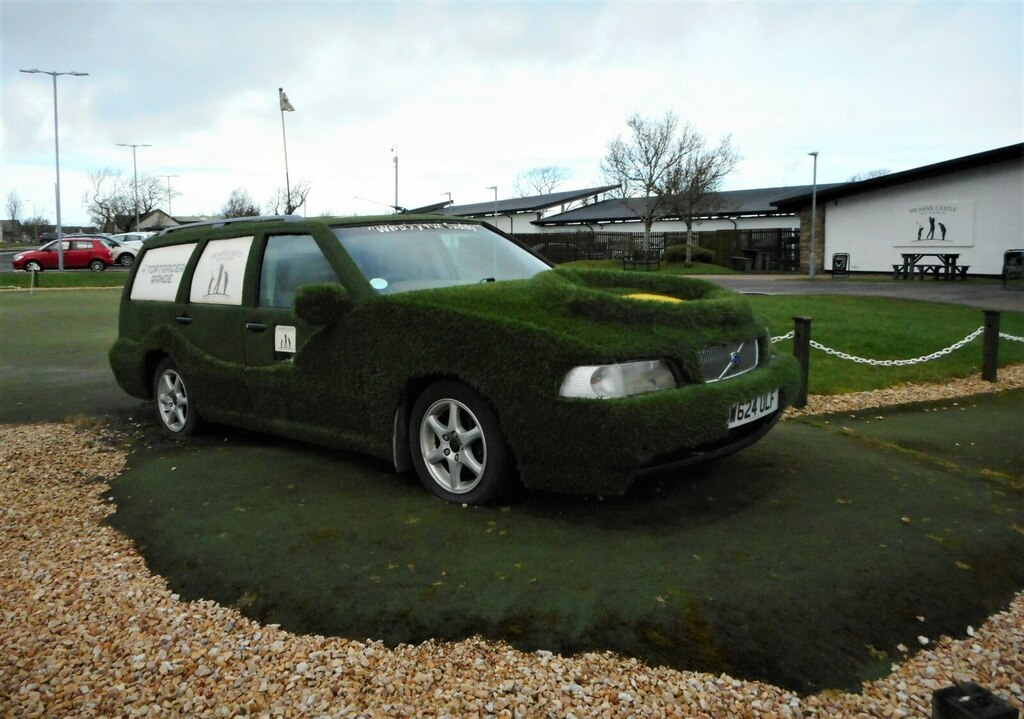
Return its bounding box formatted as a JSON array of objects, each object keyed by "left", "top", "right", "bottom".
[
  {"left": 279, "top": 88, "right": 292, "bottom": 212},
  {"left": 982, "top": 310, "right": 1000, "bottom": 382},
  {"left": 161, "top": 174, "right": 179, "bottom": 216},
  {"left": 808, "top": 151, "right": 819, "bottom": 279},
  {"left": 116, "top": 143, "right": 151, "bottom": 230},
  {"left": 21, "top": 69, "right": 89, "bottom": 271},
  {"left": 793, "top": 316, "right": 813, "bottom": 408},
  {"left": 392, "top": 146, "right": 399, "bottom": 213}
]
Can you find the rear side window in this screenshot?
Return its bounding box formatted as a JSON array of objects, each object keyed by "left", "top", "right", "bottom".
[
  {"left": 72, "top": 240, "right": 94, "bottom": 250},
  {"left": 259, "top": 234, "right": 338, "bottom": 308},
  {"left": 130, "top": 243, "right": 197, "bottom": 301},
  {"left": 190, "top": 236, "right": 254, "bottom": 306}
]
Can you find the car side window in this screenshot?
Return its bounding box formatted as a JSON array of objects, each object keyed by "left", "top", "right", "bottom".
[
  {"left": 259, "top": 234, "right": 338, "bottom": 309},
  {"left": 190, "top": 236, "right": 254, "bottom": 306},
  {"left": 73, "top": 241, "right": 93, "bottom": 250}
]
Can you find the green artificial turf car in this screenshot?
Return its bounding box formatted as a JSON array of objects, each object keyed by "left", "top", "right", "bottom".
[{"left": 110, "top": 215, "right": 799, "bottom": 504}]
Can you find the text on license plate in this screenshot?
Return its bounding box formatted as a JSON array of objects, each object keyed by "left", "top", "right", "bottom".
[{"left": 728, "top": 389, "right": 779, "bottom": 428}]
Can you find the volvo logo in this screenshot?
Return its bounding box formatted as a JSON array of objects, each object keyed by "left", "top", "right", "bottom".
[{"left": 729, "top": 351, "right": 742, "bottom": 367}]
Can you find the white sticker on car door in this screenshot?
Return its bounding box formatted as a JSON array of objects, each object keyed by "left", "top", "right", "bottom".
[{"left": 275, "top": 325, "right": 296, "bottom": 353}]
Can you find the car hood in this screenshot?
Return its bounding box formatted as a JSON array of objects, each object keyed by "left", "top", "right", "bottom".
[{"left": 386, "top": 267, "right": 767, "bottom": 362}]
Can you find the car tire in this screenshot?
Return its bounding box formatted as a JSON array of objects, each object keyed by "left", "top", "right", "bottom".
[
  {"left": 153, "top": 358, "right": 200, "bottom": 437},
  {"left": 409, "top": 381, "right": 516, "bottom": 505},
  {"left": 24, "top": 260, "right": 42, "bottom": 272},
  {"left": 89, "top": 259, "right": 106, "bottom": 272},
  {"left": 119, "top": 254, "right": 134, "bottom": 267}
]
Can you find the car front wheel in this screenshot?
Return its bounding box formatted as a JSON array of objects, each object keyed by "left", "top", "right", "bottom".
[
  {"left": 153, "top": 358, "right": 199, "bottom": 437},
  {"left": 119, "top": 254, "right": 134, "bottom": 267},
  {"left": 24, "top": 260, "right": 42, "bottom": 272},
  {"left": 409, "top": 381, "right": 515, "bottom": 505},
  {"left": 89, "top": 259, "right": 106, "bottom": 272}
]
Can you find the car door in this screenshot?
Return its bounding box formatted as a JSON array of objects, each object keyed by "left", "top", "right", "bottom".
[
  {"left": 242, "top": 232, "right": 361, "bottom": 430},
  {"left": 38, "top": 240, "right": 67, "bottom": 269},
  {"left": 66, "top": 240, "right": 95, "bottom": 268},
  {"left": 175, "top": 235, "right": 257, "bottom": 416}
]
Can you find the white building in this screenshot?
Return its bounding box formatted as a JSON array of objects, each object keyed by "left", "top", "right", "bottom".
[{"left": 774, "top": 143, "right": 1023, "bottom": 276}]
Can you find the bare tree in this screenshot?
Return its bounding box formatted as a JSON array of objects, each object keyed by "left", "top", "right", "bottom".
[
  {"left": 6, "top": 190, "right": 23, "bottom": 223},
  {"left": 83, "top": 168, "right": 130, "bottom": 232},
  {"left": 601, "top": 112, "right": 700, "bottom": 251},
  {"left": 664, "top": 134, "right": 740, "bottom": 265},
  {"left": 82, "top": 167, "right": 168, "bottom": 231},
  {"left": 222, "top": 188, "right": 261, "bottom": 217},
  {"left": 266, "top": 180, "right": 311, "bottom": 215},
  {"left": 23, "top": 215, "right": 49, "bottom": 243},
  {"left": 847, "top": 168, "right": 891, "bottom": 182},
  {"left": 513, "top": 166, "right": 571, "bottom": 197}
]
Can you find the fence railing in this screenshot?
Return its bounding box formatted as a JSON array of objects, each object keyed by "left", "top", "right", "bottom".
[
  {"left": 518, "top": 228, "right": 800, "bottom": 269},
  {"left": 772, "top": 310, "right": 1020, "bottom": 407}
]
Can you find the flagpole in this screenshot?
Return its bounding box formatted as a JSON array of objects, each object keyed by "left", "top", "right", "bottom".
[{"left": 279, "top": 87, "right": 291, "bottom": 213}]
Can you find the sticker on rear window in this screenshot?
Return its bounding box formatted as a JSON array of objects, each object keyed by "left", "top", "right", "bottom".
[{"left": 131, "top": 243, "right": 197, "bottom": 301}]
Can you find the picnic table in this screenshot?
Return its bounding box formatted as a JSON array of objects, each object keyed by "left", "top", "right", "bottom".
[{"left": 892, "top": 252, "right": 968, "bottom": 280}]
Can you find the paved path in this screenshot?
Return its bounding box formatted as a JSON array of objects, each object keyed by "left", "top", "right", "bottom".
[{"left": 699, "top": 275, "right": 1024, "bottom": 312}]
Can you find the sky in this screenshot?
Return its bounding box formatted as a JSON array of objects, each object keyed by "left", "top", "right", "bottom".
[{"left": 1, "top": 0, "right": 1021, "bottom": 227}]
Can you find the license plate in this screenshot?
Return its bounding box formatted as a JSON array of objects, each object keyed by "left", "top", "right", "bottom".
[{"left": 728, "top": 389, "right": 779, "bottom": 428}]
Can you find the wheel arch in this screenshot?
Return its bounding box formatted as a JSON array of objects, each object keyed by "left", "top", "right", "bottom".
[{"left": 391, "top": 373, "right": 512, "bottom": 474}]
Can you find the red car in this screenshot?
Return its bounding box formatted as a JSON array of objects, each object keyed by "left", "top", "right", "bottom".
[{"left": 13, "top": 238, "right": 114, "bottom": 272}]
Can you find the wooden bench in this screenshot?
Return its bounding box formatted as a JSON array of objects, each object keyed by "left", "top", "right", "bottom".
[
  {"left": 892, "top": 263, "right": 911, "bottom": 279},
  {"left": 953, "top": 265, "right": 970, "bottom": 280},
  {"left": 915, "top": 264, "right": 945, "bottom": 279},
  {"left": 1003, "top": 249, "right": 1024, "bottom": 290},
  {"left": 622, "top": 252, "right": 660, "bottom": 272}
]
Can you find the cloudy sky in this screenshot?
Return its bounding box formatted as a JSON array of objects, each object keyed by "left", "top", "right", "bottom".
[{"left": 1, "top": 0, "right": 1020, "bottom": 227}]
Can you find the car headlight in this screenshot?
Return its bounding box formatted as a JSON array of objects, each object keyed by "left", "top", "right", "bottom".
[
  {"left": 559, "top": 360, "right": 678, "bottom": 399},
  {"left": 14, "top": 253, "right": 25, "bottom": 261}
]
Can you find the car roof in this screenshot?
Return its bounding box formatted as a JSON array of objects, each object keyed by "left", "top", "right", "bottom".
[{"left": 149, "top": 214, "right": 489, "bottom": 245}]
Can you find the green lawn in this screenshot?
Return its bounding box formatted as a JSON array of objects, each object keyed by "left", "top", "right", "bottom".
[
  {"left": 0, "top": 270, "right": 128, "bottom": 289},
  {"left": 748, "top": 295, "right": 1024, "bottom": 394}
]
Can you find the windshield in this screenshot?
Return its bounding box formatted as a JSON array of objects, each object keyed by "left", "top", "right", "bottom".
[{"left": 333, "top": 222, "right": 550, "bottom": 295}]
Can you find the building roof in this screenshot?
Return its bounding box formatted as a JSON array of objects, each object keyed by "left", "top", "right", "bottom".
[
  {"left": 535, "top": 184, "right": 844, "bottom": 226},
  {"left": 772, "top": 143, "right": 1024, "bottom": 210},
  {"left": 439, "top": 185, "right": 619, "bottom": 217}
]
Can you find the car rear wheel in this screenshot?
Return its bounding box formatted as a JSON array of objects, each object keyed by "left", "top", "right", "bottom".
[
  {"left": 153, "top": 358, "right": 199, "bottom": 437},
  {"left": 118, "top": 254, "right": 134, "bottom": 267},
  {"left": 409, "top": 380, "right": 515, "bottom": 504},
  {"left": 24, "top": 260, "right": 42, "bottom": 272},
  {"left": 89, "top": 259, "right": 106, "bottom": 272}
]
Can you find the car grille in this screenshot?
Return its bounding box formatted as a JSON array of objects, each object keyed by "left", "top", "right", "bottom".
[{"left": 698, "top": 339, "right": 759, "bottom": 382}]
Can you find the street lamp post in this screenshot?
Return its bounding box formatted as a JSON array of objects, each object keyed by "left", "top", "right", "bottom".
[
  {"left": 116, "top": 143, "right": 151, "bottom": 230},
  {"left": 19, "top": 68, "right": 88, "bottom": 271},
  {"left": 392, "top": 146, "right": 399, "bottom": 214},
  {"left": 808, "top": 151, "right": 819, "bottom": 279},
  {"left": 161, "top": 174, "right": 180, "bottom": 216}
]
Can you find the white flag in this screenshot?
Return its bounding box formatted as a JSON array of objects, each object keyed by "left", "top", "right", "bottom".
[{"left": 279, "top": 88, "right": 295, "bottom": 112}]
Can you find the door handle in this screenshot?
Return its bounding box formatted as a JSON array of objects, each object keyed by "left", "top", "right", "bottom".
[
  {"left": 245, "top": 322, "right": 267, "bottom": 332},
  {"left": 175, "top": 316, "right": 193, "bottom": 325}
]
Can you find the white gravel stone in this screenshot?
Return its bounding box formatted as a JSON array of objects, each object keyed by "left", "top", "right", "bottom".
[{"left": 2, "top": 376, "right": 1023, "bottom": 717}]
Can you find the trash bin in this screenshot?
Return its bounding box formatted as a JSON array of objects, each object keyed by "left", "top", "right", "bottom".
[{"left": 932, "top": 681, "right": 1019, "bottom": 719}]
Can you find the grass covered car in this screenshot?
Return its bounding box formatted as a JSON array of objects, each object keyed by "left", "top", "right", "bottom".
[{"left": 110, "top": 215, "right": 799, "bottom": 504}]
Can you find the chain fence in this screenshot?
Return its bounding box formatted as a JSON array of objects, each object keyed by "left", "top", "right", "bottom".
[{"left": 771, "top": 326, "right": 1023, "bottom": 367}]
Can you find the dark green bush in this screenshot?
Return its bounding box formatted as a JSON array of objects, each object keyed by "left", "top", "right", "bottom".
[{"left": 665, "top": 243, "right": 714, "bottom": 264}]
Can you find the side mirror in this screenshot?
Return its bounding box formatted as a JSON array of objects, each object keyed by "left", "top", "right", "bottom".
[{"left": 294, "top": 283, "right": 353, "bottom": 325}]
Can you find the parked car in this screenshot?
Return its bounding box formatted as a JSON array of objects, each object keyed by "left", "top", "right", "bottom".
[
  {"left": 13, "top": 238, "right": 114, "bottom": 272},
  {"left": 109, "top": 232, "right": 153, "bottom": 250},
  {"left": 110, "top": 215, "right": 798, "bottom": 504},
  {"left": 100, "top": 237, "right": 139, "bottom": 267}
]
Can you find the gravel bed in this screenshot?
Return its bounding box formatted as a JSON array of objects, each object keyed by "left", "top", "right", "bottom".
[{"left": 2, "top": 373, "right": 1023, "bottom": 718}]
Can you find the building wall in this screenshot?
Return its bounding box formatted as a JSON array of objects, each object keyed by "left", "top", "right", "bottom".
[{"left": 823, "top": 158, "right": 1022, "bottom": 274}]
